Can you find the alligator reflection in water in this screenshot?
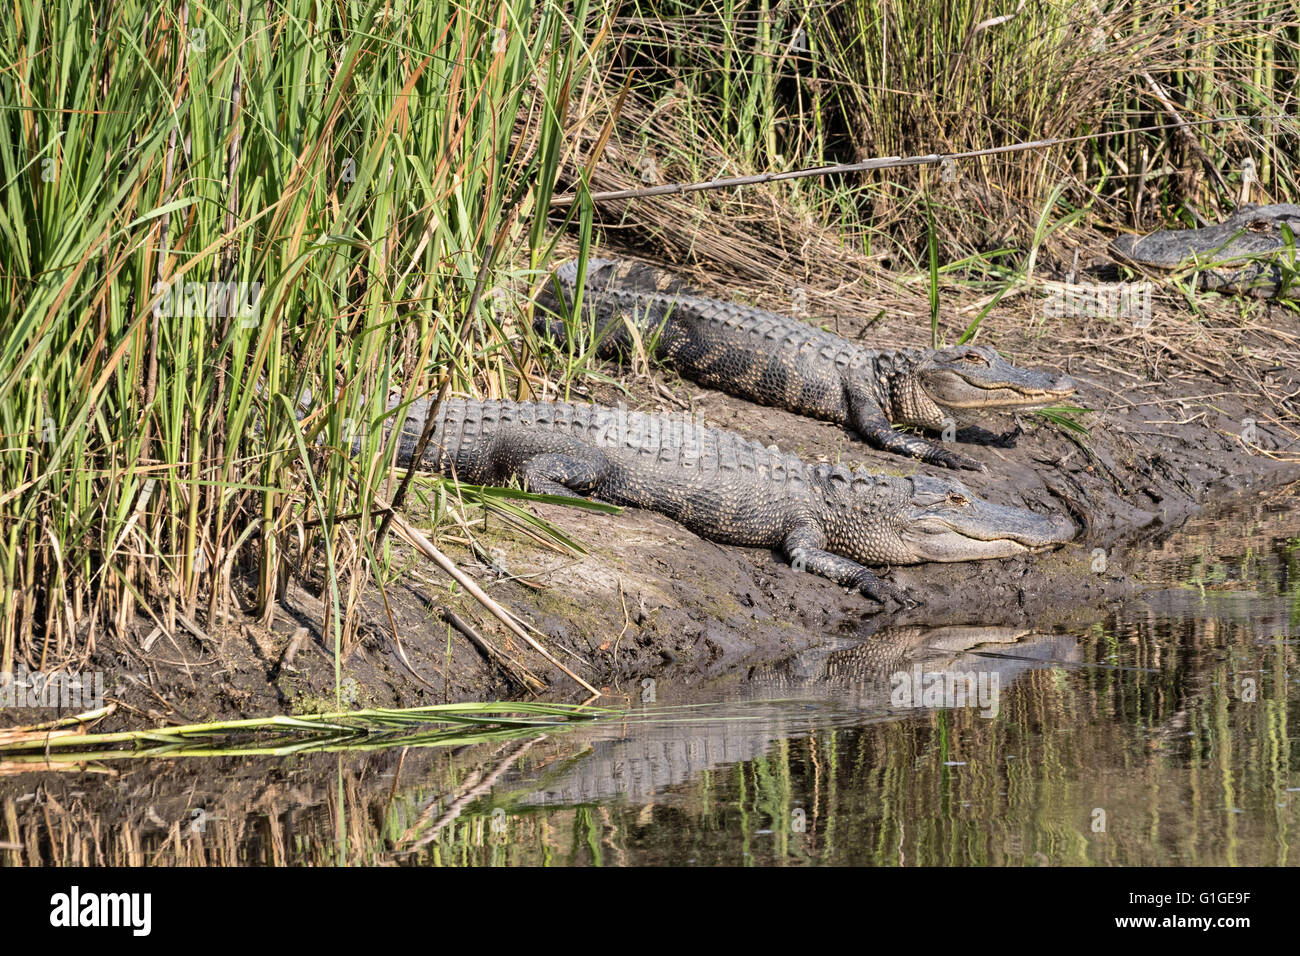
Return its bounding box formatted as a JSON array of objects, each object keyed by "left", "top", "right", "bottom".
[
  {"left": 2, "top": 487, "right": 1298, "bottom": 866},
  {"left": 504, "top": 627, "right": 1080, "bottom": 810}
]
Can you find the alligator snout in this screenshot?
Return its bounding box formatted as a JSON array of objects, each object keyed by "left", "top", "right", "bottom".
[
  {"left": 1045, "top": 371, "right": 1078, "bottom": 396},
  {"left": 898, "top": 477, "right": 1078, "bottom": 564},
  {"left": 1015, "top": 512, "right": 1079, "bottom": 551}
]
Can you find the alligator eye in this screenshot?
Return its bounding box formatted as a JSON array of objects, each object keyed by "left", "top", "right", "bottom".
[
  {"left": 960, "top": 352, "right": 988, "bottom": 365},
  {"left": 946, "top": 493, "right": 970, "bottom": 507},
  {"left": 1247, "top": 219, "right": 1273, "bottom": 233}
]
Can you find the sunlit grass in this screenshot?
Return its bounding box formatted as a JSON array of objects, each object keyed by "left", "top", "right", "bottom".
[{"left": 0, "top": 0, "right": 601, "bottom": 683}]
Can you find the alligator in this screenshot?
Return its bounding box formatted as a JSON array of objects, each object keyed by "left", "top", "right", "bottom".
[
  {"left": 1109, "top": 203, "right": 1300, "bottom": 297},
  {"left": 385, "top": 397, "right": 1077, "bottom": 605},
  {"left": 533, "top": 259, "right": 1077, "bottom": 471}
]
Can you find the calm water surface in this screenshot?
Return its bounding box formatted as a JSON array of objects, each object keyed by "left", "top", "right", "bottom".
[{"left": 3, "top": 487, "right": 1297, "bottom": 866}]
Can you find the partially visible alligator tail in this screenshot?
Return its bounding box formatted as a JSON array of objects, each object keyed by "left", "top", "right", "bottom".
[{"left": 534, "top": 258, "right": 692, "bottom": 339}]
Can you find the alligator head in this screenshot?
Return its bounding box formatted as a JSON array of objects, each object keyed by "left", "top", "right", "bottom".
[
  {"left": 824, "top": 471, "right": 1077, "bottom": 565},
  {"left": 1109, "top": 203, "right": 1300, "bottom": 297},
  {"left": 888, "top": 345, "right": 1076, "bottom": 430},
  {"left": 907, "top": 345, "right": 1076, "bottom": 423}
]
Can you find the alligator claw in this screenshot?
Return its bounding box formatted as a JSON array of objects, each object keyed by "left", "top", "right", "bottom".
[
  {"left": 945, "top": 453, "right": 986, "bottom": 472},
  {"left": 861, "top": 577, "right": 910, "bottom": 608}
]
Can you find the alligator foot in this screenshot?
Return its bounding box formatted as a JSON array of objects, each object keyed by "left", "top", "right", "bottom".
[
  {"left": 858, "top": 573, "right": 912, "bottom": 608},
  {"left": 519, "top": 451, "right": 609, "bottom": 497},
  {"left": 854, "top": 411, "right": 986, "bottom": 472},
  {"left": 926, "top": 447, "right": 987, "bottom": 472},
  {"left": 521, "top": 479, "right": 587, "bottom": 499},
  {"left": 784, "top": 530, "right": 910, "bottom": 607}
]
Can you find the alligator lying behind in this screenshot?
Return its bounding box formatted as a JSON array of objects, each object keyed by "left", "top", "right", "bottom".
[
  {"left": 1110, "top": 203, "right": 1300, "bottom": 297},
  {"left": 384, "top": 398, "right": 1077, "bottom": 605},
  {"left": 534, "top": 259, "right": 1077, "bottom": 471}
]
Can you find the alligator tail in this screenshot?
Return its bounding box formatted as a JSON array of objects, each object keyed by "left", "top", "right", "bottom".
[{"left": 534, "top": 258, "right": 693, "bottom": 338}]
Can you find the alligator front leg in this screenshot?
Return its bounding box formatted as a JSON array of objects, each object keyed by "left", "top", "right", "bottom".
[
  {"left": 781, "top": 524, "right": 910, "bottom": 606},
  {"left": 517, "top": 452, "right": 609, "bottom": 498},
  {"left": 850, "top": 406, "right": 986, "bottom": 472}
]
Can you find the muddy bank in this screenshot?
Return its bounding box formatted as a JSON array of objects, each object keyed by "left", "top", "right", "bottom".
[{"left": 12, "top": 282, "right": 1298, "bottom": 731}]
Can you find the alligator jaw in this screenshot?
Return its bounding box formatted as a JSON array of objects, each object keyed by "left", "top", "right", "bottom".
[
  {"left": 919, "top": 345, "right": 1076, "bottom": 411},
  {"left": 928, "top": 380, "right": 1077, "bottom": 410},
  {"left": 898, "top": 476, "right": 1077, "bottom": 563}
]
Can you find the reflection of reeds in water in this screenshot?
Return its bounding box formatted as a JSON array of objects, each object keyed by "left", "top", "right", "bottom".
[
  {"left": 0, "top": 702, "right": 607, "bottom": 764},
  {"left": 2, "top": 605, "right": 1297, "bottom": 866},
  {"left": 1141, "top": 484, "right": 1300, "bottom": 600}
]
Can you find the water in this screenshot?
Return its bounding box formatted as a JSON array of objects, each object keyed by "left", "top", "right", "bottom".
[{"left": 2, "top": 487, "right": 1297, "bottom": 866}]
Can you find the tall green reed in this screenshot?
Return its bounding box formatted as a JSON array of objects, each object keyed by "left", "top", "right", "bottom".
[{"left": 0, "top": 0, "right": 599, "bottom": 675}]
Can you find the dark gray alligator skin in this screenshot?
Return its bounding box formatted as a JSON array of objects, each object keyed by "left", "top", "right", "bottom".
[{"left": 534, "top": 259, "right": 1076, "bottom": 470}]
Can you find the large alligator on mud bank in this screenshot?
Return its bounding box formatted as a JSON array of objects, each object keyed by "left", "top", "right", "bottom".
[
  {"left": 534, "top": 259, "right": 1076, "bottom": 471},
  {"left": 386, "top": 397, "right": 1077, "bottom": 606},
  {"left": 1110, "top": 203, "right": 1300, "bottom": 297}
]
